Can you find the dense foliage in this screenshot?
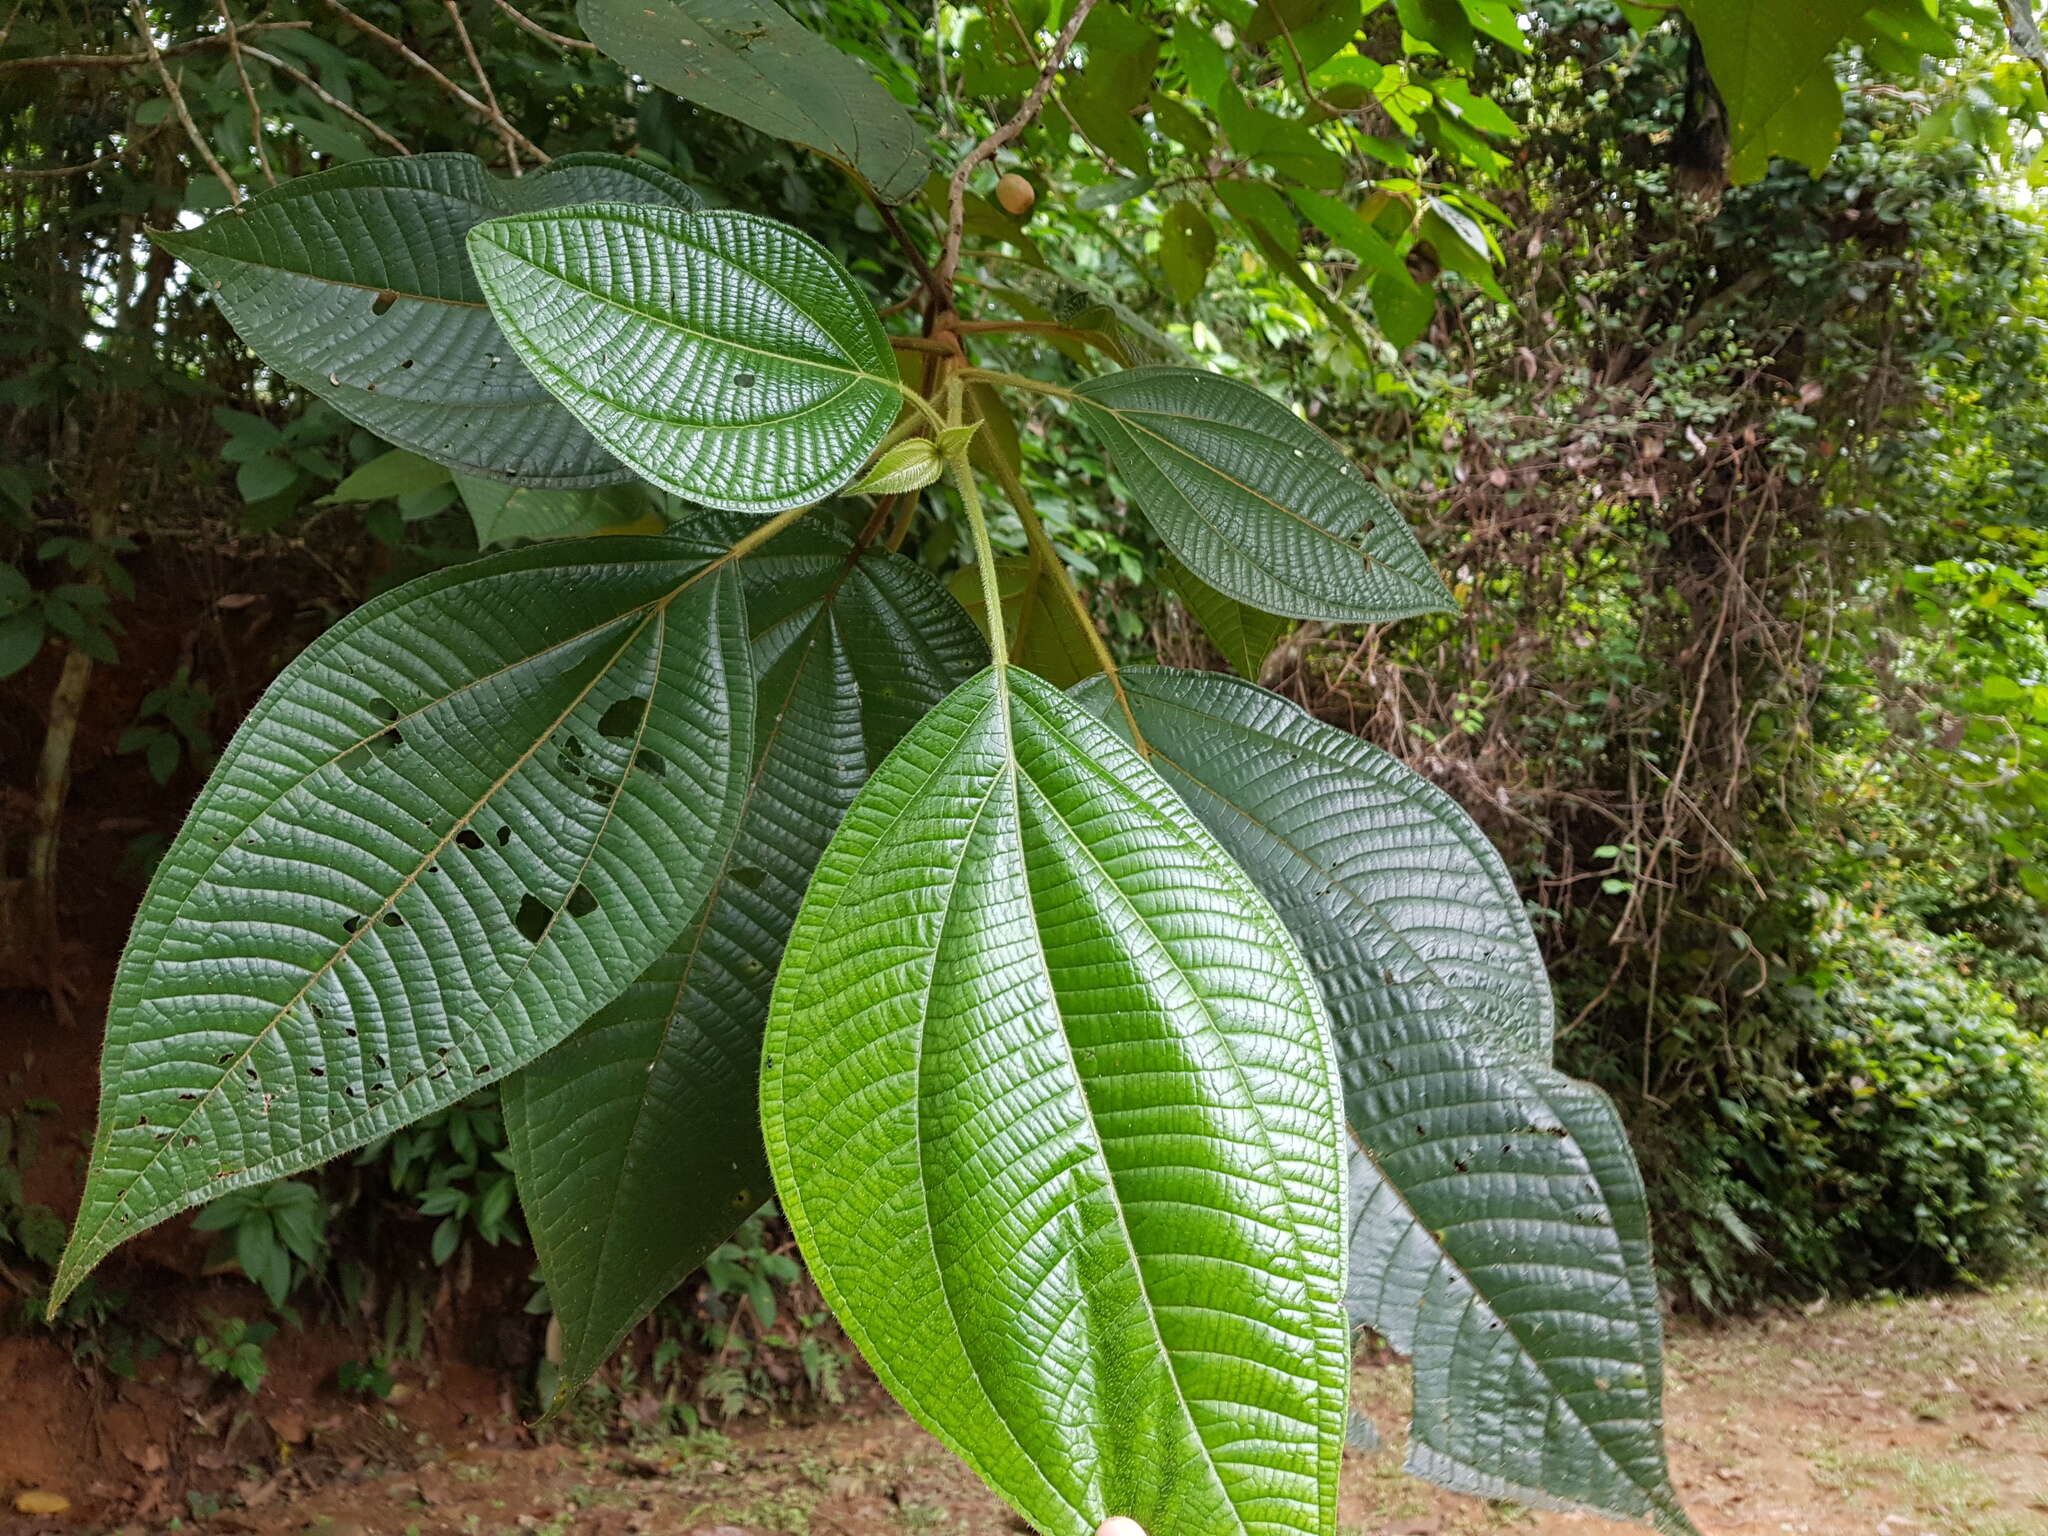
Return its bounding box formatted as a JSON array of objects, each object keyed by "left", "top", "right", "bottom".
[{"left": 2, "top": 0, "right": 2044, "bottom": 1529}]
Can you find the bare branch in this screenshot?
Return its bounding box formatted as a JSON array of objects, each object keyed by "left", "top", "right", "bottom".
[
  {"left": 129, "top": 0, "right": 242, "bottom": 206},
  {"left": 446, "top": 0, "right": 520, "bottom": 174},
  {"left": 0, "top": 20, "right": 310, "bottom": 72},
  {"left": 317, "top": 0, "right": 550, "bottom": 165},
  {"left": 489, "top": 0, "right": 596, "bottom": 51},
  {"left": 936, "top": 0, "right": 1098, "bottom": 297},
  {"left": 217, "top": 0, "right": 276, "bottom": 187},
  {"left": 240, "top": 44, "right": 414, "bottom": 157}
]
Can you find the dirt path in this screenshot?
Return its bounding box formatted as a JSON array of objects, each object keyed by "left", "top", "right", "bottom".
[{"left": 7, "top": 1284, "right": 2043, "bottom": 1536}]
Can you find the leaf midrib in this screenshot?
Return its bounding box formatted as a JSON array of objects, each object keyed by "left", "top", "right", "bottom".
[
  {"left": 479, "top": 215, "right": 894, "bottom": 400},
  {"left": 74, "top": 573, "right": 717, "bottom": 1279},
  {"left": 1012, "top": 686, "right": 1340, "bottom": 1534}
]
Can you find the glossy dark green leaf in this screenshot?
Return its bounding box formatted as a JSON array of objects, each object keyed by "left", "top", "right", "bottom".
[
  {"left": 157, "top": 153, "right": 699, "bottom": 486},
  {"left": 1070, "top": 668, "right": 1695, "bottom": 1535},
  {"left": 1067, "top": 366, "right": 1454, "bottom": 621},
  {"left": 947, "top": 554, "right": 1101, "bottom": 688},
  {"left": 576, "top": 0, "right": 928, "bottom": 202},
  {"left": 763, "top": 666, "right": 1349, "bottom": 1536},
  {"left": 469, "top": 206, "right": 900, "bottom": 513},
  {"left": 52, "top": 537, "right": 758, "bottom": 1308},
  {"left": 504, "top": 517, "right": 985, "bottom": 1391},
  {"left": 1164, "top": 555, "right": 1293, "bottom": 680}
]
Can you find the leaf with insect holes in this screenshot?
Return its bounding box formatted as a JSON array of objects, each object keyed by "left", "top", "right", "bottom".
[
  {"left": 1068, "top": 367, "right": 1453, "bottom": 622},
  {"left": 50, "top": 534, "right": 757, "bottom": 1310},
  {"left": 1071, "top": 668, "right": 1695, "bottom": 1536},
  {"left": 577, "top": 0, "right": 928, "bottom": 202},
  {"left": 762, "top": 666, "right": 1350, "bottom": 1536},
  {"left": 469, "top": 206, "right": 901, "bottom": 513},
  {"left": 503, "top": 515, "right": 986, "bottom": 1393},
  {"left": 156, "top": 153, "right": 700, "bottom": 486}
]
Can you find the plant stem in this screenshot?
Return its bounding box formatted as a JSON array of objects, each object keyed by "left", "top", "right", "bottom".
[
  {"left": 974, "top": 400, "right": 1144, "bottom": 750},
  {"left": 946, "top": 384, "right": 1009, "bottom": 682},
  {"left": 957, "top": 366, "right": 1076, "bottom": 402}
]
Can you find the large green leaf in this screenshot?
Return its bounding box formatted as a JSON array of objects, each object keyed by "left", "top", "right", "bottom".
[
  {"left": 469, "top": 206, "right": 900, "bottom": 513},
  {"left": 503, "top": 517, "right": 985, "bottom": 1390},
  {"left": 51, "top": 537, "right": 757, "bottom": 1308},
  {"left": 576, "top": 0, "right": 928, "bottom": 203},
  {"left": 762, "top": 666, "right": 1350, "bottom": 1536},
  {"left": 1678, "top": 0, "right": 1866, "bottom": 182},
  {"left": 946, "top": 553, "right": 1102, "bottom": 689},
  {"left": 1068, "top": 367, "right": 1454, "bottom": 622},
  {"left": 158, "top": 154, "right": 700, "bottom": 486},
  {"left": 1070, "top": 669, "right": 1694, "bottom": 1535}
]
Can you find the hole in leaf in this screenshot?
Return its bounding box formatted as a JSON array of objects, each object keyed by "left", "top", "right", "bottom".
[
  {"left": 635, "top": 748, "right": 668, "bottom": 779},
  {"left": 562, "top": 735, "right": 587, "bottom": 761},
  {"left": 310, "top": 1067, "right": 325, "bottom": 1078},
  {"left": 582, "top": 777, "right": 619, "bottom": 806},
  {"left": 730, "top": 866, "right": 766, "bottom": 890},
  {"left": 566, "top": 884, "right": 596, "bottom": 919},
  {"left": 734, "top": 371, "right": 757, "bottom": 388},
  {"left": 371, "top": 697, "right": 399, "bottom": 722},
  {"left": 496, "top": 825, "right": 512, "bottom": 847},
  {"left": 383, "top": 911, "right": 404, "bottom": 928},
  {"left": 514, "top": 893, "right": 552, "bottom": 944},
  {"left": 370, "top": 728, "right": 401, "bottom": 756},
  {"left": 371, "top": 289, "right": 398, "bottom": 315},
  {"left": 598, "top": 696, "right": 648, "bottom": 740},
  {"left": 342, "top": 914, "right": 366, "bottom": 935},
  {"left": 455, "top": 828, "right": 484, "bottom": 851},
  {"left": 400, "top": 358, "right": 414, "bottom": 369}
]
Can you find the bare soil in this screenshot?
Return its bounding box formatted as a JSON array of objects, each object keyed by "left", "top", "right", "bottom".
[{"left": 1, "top": 1282, "right": 2039, "bottom": 1536}]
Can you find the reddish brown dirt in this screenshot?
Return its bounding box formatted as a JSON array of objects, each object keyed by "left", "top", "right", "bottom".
[{"left": 0, "top": 1284, "right": 2039, "bottom": 1535}]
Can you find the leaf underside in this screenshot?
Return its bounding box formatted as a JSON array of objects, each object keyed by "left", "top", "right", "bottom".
[
  {"left": 469, "top": 205, "right": 900, "bottom": 513},
  {"left": 159, "top": 153, "right": 699, "bottom": 486},
  {"left": 762, "top": 666, "right": 1350, "bottom": 1536},
  {"left": 1072, "top": 668, "right": 1695, "bottom": 1536},
  {"left": 576, "top": 0, "right": 929, "bottom": 203},
  {"left": 1069, "top": 366, "right": 1454, "bottom": 622},
  {"left": 54, "top": 536, "right": 757, "bottom": 1307},
  {"left": 504, "top": 515, "right": 986, "bottom": 1391}
]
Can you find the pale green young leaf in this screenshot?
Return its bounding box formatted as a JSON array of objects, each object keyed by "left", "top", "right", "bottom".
[
  {"left": 762, "top": 666, "right": 1349, "bottom": 1536},
  {"left": 1067, "top": 366, "right": 1454, "bottom": 621},
  {"left": 853, "top": 438, "right": 946, "bottom": 495},
  {"left": 1071, "top": 668, "right": 1695, "bottom": 1536},
  {"left": 156, "top": 153, "right": 700, "bottom": 486},
  {"left": 52, "top": 537, "right": 757, "bottom": 1308},
  {"left": 469, "top": 206, "right": 899, "bottom": 513},
  {"left": 576, "top": 0, "right": 928, "bottom": 203},
  {"left": 503, "top": 518, "right": 985, "bottom": 1393}
]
